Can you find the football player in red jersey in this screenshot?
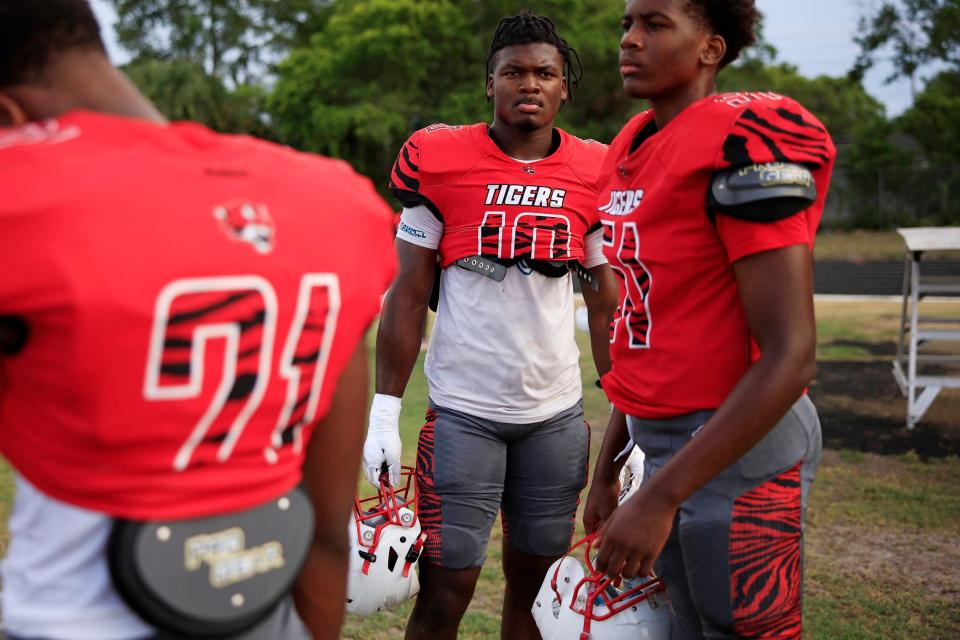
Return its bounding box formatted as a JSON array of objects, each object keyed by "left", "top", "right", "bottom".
[
  {"left": 584, "top": 1, "right": 835, "bottom": 638},
  {"left": 363, "top": 11, "right": 619, "bottom": 640},
  {"left": 0, "top": 2, "right": 396, "bottom": 639}
]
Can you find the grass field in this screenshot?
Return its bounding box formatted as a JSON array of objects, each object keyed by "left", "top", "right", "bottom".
[{"left": 1, "top": 298, "right": 959, "bottom": 638}]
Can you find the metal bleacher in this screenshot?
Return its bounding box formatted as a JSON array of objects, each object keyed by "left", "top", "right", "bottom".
[{"left": 892, "top": 227, "right": 960, "bottom": 429}]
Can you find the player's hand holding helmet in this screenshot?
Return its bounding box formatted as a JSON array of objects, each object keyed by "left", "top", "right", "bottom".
[
  {"left": 584, "top": 441, "right": 645, "bottom": 534},
  {"left": 346, "top": 466, "right": 427, "bottom": 616},
  {"left": 363, "top": 393, "right": 403, "bottom": 487},
  {"left": 532, "top": 534, "right": 672, "bottom": 640}
]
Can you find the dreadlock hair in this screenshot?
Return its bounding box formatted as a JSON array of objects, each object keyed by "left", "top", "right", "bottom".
[
  {"left": 486, "top": 10, "right": 583, "bottom": 101},
  {"left": 685, "top": 0, "right": 761, "bottom": 68},
  {"left": 0, "top": 0, "right": 106, "bottom": 88}
]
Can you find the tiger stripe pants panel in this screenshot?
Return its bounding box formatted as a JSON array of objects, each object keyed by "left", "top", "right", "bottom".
[
  {"left": 628, "top": 395, "right": 822, "bottom": 640},
  {"left": 415, "top": 399, "right": 589, "bottom": 570}
]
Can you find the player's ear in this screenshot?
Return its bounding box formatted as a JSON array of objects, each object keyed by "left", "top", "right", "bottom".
[
  {"left": 0, "top": 93, "right": 29, "bottom": 128},
  {"left": 701, "top": 33, "right": 726, "bottom": 68},
  {"left": 486, "top": 73, "right": 495, "bottom": 102},
  {"left": 560, "top": 75, "right": 569, "bottom": 105}
]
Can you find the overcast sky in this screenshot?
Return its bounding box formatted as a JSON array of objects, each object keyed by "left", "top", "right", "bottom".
[{"left": 89, "top": 0, "right": 917, "bottom": 116}]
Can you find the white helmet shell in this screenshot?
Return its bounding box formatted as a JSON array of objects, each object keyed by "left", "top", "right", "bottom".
[
  {"left": 345, "top": 467, "right": 427, "bottom": 616},
  {"left": 533, "top": 536, "right": 672, "bottom": 640}
]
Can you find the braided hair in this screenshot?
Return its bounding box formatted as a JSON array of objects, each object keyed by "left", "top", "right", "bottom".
[{"left": 486, "top": 10, "right": 583, "bottom": 100}]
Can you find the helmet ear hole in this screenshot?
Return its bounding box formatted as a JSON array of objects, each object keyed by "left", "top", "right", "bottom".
[{"left": 387, "top": 547, "right": 399, "bottom": 572}]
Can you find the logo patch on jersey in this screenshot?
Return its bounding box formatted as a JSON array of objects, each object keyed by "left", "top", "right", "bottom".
[
  {"left": 399, "top": 221, "right": 427, "bottom": 239},
  {"left": 213, "top": 201, "right": 275, "bottom": 254},
  {"left": 599, "top": 189, "right": 645, "bottom": 217},
  {"left": 714, "top": 92, "right": 783, "bottom": 109},
  {"left": 425, "top": 123, "right": 463, "bottom": 133}
]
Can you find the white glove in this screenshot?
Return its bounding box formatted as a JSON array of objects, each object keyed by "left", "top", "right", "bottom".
[{"left": 363, "top": 393, "right": 403, "bottom": 488}]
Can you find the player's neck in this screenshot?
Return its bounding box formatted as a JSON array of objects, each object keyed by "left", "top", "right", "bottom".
[
  {"left": 487, "top": 120, "right": 557, "bottom": 161},
  {"left": 649, "top": 75, "right": 716, "bottom": 129},
  {"left": 15, "top": 51, "right": 167, "bottom": 125}
]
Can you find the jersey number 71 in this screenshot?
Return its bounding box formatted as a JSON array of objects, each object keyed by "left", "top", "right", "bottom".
[{"left": 143, "top": 274, "right": 340, "bottom": 471}]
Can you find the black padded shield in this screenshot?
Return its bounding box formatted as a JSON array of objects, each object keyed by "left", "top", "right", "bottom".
[
  {"left": 108, "top": 487, "right": 313, "bottom": 638},
  {"left": 708, "top": 162, "right": 817, "bottom": 222}
]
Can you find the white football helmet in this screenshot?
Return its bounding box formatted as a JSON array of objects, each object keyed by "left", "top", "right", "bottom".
[
  {"left": 533, "top": 534, "right": 672, "bottom": 640},
  {"left": 346, "top": 466, "right": 427, "bottom": 616}
]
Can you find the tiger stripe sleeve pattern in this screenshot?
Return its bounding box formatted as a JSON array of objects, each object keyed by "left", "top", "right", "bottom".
[
  {"left": 389, "top": 131, "right": 442, "bottom": 220},
  {"left": 720, "top": 102, "right": 832, "bottom": 169}
]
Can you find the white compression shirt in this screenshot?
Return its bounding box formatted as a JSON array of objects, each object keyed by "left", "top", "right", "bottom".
[
  {"left": 1, "top": 473, "right": 153, "bottom": 640},
  {"left": 397, "top": 205, "right": 606, "bottom": 423}
]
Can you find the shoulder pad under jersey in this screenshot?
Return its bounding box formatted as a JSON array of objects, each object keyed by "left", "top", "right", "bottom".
[
  {"left": 388, "top": 124, "right": 480, "bottom": 221},
  {"left": 716, "top": 94, "right": 834, "bottom": 169},
  {"left": 709, "top": 162, "right": 816, "bottom": 222}
]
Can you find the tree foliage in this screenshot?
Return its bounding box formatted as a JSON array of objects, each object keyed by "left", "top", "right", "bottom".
[
  {"left": 851, "top": 0, "right": 960, "bottom": 84},
  {"left": 114, "top": 0, "right": 958, "bottom": 227},
  {"left": 109, "top": 0, "right": 335, "bottom": 85},
  {"left": 123, "top": 58, "right": 274, "bottom": 137}
]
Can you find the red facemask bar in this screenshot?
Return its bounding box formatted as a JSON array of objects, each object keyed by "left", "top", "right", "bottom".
[
  {"left": 549, "top": 534, "right": 667, "bottom": 639},
  {"left": 352, "top": 466, "right": 421, "bottom": 575}
]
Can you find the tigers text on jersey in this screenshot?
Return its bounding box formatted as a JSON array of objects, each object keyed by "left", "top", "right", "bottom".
[
  {"left": 0, "top": 111, "right": 397, "bottom": 520},
  {"left": 598, "top": 93, "right": 836, "bottom": 419},
  {"left": 389, "top": 123, "right": 607, "bottom": 268}
]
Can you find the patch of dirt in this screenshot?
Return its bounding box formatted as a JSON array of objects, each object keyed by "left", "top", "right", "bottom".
[
  {"left": 810, "top": 360, "right": 960, "bottom": 458},
  {"left": 807, "top": 523, "right": 960, "bottom": 602}
]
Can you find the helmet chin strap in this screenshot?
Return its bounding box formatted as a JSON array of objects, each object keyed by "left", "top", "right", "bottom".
[{"left": 402, "top": 532, "right": 429, "bottom": 578}]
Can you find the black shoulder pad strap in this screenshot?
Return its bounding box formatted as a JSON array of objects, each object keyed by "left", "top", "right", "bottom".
[{"left": 708, "top": 162, "right": 816, "bottom": 223}]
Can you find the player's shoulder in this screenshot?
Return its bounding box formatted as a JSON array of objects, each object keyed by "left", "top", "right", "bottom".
[
  {"left": 216, "top": 128, "right": 348, "bottom": 175},
  {"left": 0, "top": 117, "right": 86, "bottom": 167},
  {"left": 407, "top": 123, "right": 484, "bottom": 162},
  {"left": 393, "top": 123, "right": 486, "bottom": 194},
  {"left": 705, "top": 92, "right": 834, "bottom": 168},
  {"left": 0, "top": 116, "right": 91, "bottom": 216},
  {"left": 225, "top": 130, "right": 385, "bottom": 199},
  {"left": 705, "top": 92, "right": 829, "bottom": 137},
  {"left": 237, "top": 135, "right": 394, "bottom": 238},
  {"left": 562, "top": 128, "right": 608, "bottom": 162},
  {"left": 557, "top": 128, "right": 609, "bottom": 189}
]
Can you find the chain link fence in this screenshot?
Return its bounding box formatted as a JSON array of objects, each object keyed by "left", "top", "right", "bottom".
[{"left": 823, "top": 162, "right": 960, "bottom": 229}]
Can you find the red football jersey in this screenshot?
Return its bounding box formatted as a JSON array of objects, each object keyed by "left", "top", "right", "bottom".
[
  {"left": 389, "top": 123, "right": 607, "bottom": 267},
  {"left": 0, "top": 112, "right": 396, "bottom": 519},
  {"left": 598, "top": 93, "right": 836, "bottom": 419}
]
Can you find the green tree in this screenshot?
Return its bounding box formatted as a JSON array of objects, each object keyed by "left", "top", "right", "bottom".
[
  {"left": 718, "top": 58, "right": 888, "bottom": 142},
  {"left": 270, "top": 0, "right": 483, "bottom": 187},
  {"left": 898, "top": 69, "right": 960, "bottom": 164},
  {"left": 109, "top": 0, "right": 335, "bottom": 86},
  {"left": 851, "top": 0, "right": 960, "bottom": 88},
  {"left": 895, "top": 70, "right": 960, "bottom": 224},
  {"left": 124, "top": 57, "right": 274, "bottom": 137},
  {"left": 269, "top": 0, "right": 634, "bottom": 190}
]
